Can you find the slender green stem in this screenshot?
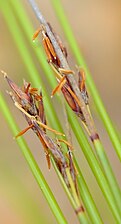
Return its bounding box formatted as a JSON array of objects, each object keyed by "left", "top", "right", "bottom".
[
  {"left": 75, "top": 160, "right": 103, "bottom": 224},
  {"left": 51, "top": 0, "right": 121, "bottom": 161},
  {"left": 66, "top": 169, "right": 91, "bottom": 224},
  {"left": 78, "top": 214, "right": 91, "bottom": 224},
  {"left": 66, "top": 168, "right": 80, "bottom": 207},
  {"left": 0, "top": 93, "right": 67, "bottom": 224},
  {"left": 53, "top": 162, "right": 90, "bottom": 224},
  {"left": 94, "top": 139, "right": 121, "bottom": 212},
  {"left": 67, "top": 106, "right": 121, "bottom": 223}
]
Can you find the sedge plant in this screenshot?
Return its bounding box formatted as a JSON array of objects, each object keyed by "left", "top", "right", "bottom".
[{"left": 0, "top": 1, "right": 121, "bottom": 224}]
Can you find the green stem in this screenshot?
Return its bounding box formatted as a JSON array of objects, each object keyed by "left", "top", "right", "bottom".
[
  {"left": 67, "top": 106, "right": 121, "bottom": 223},
  {"left": 77, "top": 213, "right": 90, "bottom": 224},
  {"left": 51, "top": 0, "right": 121, "bottom": 162},
  {"left": 94, "top": 139, "right": 121, "bottom": 212},
  {"left": 74, "top": 159, "right": 102, "bottom": 224},
  {"left": 66, "top": 169, "right": 90, "bottom": 223},
  {"left": 0, "top": 93, "right": 67, "bottom": 224},
  {"left": 53, "top": 161, "right": 90, "bottom": 224},
  {"left": 66, "top": 168, "right": 80, "bottom": 207}
]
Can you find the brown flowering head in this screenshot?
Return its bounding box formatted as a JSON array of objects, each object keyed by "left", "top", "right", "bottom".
[
  {"left": 3, "top": 73, "right": 44, "bottom": 122},
  {"left": 33, "top": 25, "right": 89, "bottom": 124},
  {"left": 2, "top": 71, "right": 78, "bottom": 196}
]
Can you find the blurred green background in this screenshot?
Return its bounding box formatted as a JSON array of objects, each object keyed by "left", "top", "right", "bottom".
[{"left": 0, "top": 0, "right": 121, "bottom": 223}]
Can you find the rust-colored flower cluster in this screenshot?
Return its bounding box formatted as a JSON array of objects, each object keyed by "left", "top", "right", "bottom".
[
  {"left": 2, "top": 71, "right": 79, "bottom": 197},
  {"left": 33, "top": 25, "right": 89, "bottom": 124}
]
